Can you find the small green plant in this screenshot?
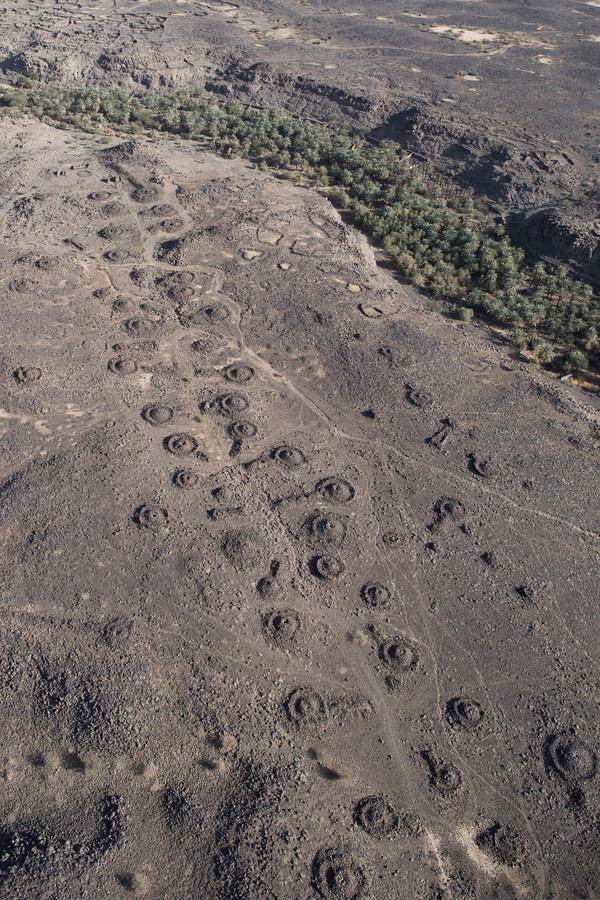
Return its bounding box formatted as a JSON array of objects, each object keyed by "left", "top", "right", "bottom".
[
  {"left": 458, "top": 307, "right": 474, "bottom": 322},
  {"left": 15, "top": 73, "right": 40, "bottom": 88}
]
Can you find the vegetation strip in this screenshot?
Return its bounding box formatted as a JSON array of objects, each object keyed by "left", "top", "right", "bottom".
[{"left": 1, "top": 82, "right": 596, "bottom": 370}]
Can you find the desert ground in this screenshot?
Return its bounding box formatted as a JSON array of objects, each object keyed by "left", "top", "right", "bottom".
[
  {"left": 1, "top": 0, "right": 599, "bottom": 283},
  {"left": 0, "top": 3, "right": 599, "bottom": 900}
]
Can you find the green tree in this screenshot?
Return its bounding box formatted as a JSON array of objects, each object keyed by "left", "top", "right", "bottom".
[
  {"left": 562, "top": 350, "right": 588, "bottom": 373},
  {"left": 538, "top": 344, "right": 555, "bottom": 365}
]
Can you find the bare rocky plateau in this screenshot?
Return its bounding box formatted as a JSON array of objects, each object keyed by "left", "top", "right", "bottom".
[
  {"left": 1, "top": 0, "right": 599, "bottom": 283},
  {"left": 0, "top": 116, "right": 599, "bottom": 900},
  {"left": 0, "top": 3, "right": 599, "bottom": 899}
]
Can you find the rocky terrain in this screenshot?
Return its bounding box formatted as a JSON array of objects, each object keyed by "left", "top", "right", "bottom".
[
  {"left": 0, "top": 3, "right": 599, "bottom": 899},
  {"left": 1, "top": 0, "right": 599, "bottom": 281},
  {"left": 0, "top": 115, "right": 599, "bottom": 899}
]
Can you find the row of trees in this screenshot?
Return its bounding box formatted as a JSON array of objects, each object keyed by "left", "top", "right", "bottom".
[{"left": 1, "top": 83, "right": 597, "bottom": 365}]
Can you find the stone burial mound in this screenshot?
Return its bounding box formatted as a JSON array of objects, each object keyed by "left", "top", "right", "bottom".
[{"left": 0, "top": 117, "right": 598, "bottom": 899}]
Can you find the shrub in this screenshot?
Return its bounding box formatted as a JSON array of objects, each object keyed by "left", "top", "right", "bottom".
[
  {"left": 328, "top": 186, "right": 350, "bottom": 209},
  {"left": 458, "top": 307, "right": 474, "bottom": 322},
  {"left": 561, "top": 350, "right": 588, "bottom": 373}
]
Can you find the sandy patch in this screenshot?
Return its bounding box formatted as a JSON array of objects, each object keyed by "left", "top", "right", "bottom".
[
  {"left": 257, "top": 227, "right": 283, "bottom": 245},
  {"left": 263, "top": 26, "right": 295, "bottom": 39},
  {"left": 455, "top": 826, "right": 528, "bottom": 898},
  {"left": 537, "top": 55, "right": 553, "bottom": 64},
  {"left": 197, "top": 1, "right": 239, "bottom": 14},
  {"left": 430, "top": 25, "right": 498, "bottom": 42}
]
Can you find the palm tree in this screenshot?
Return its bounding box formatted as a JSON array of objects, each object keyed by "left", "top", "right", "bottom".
[{"left": 538, "top": 344, "right": 555, "bottom": 364}]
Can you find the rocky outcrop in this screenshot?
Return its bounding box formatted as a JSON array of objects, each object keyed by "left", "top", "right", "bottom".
[{"left": 509, "top": 207, "right": 600, "bottom": 285}]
